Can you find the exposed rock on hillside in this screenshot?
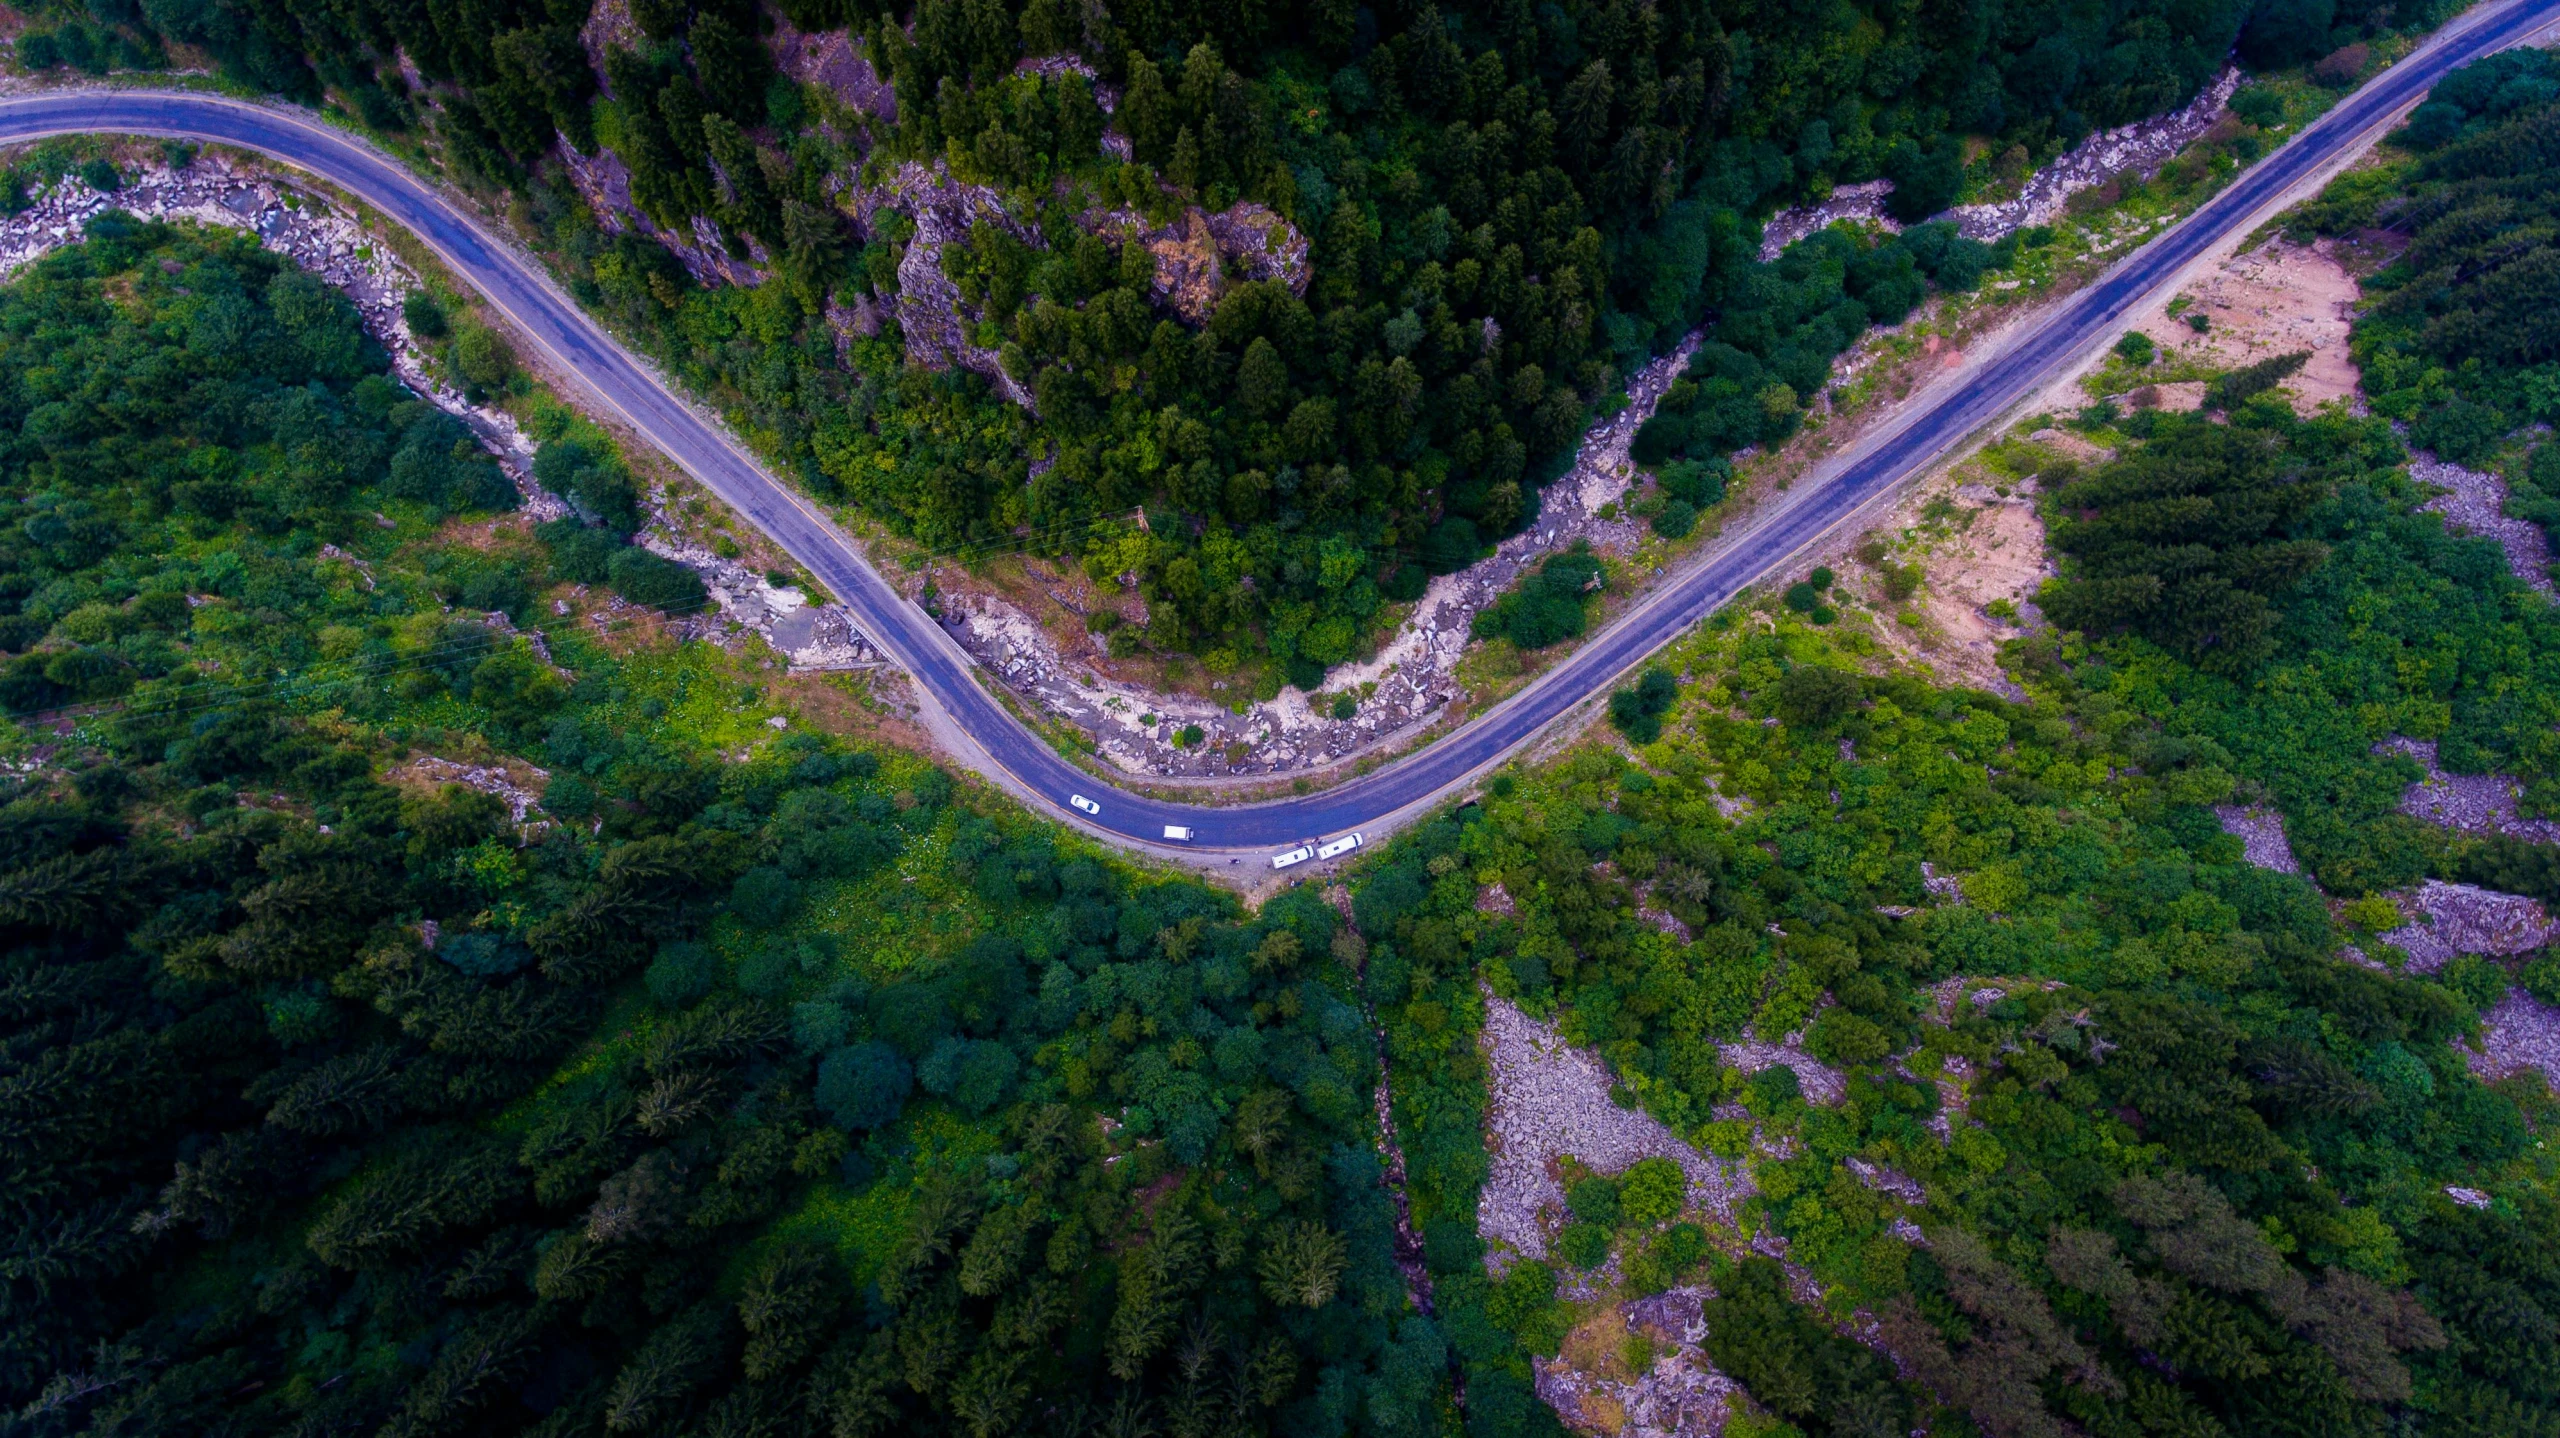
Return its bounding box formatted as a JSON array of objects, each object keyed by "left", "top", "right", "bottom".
[
  {"left": 2412, "top": 455, "right": 2556, "bottom": 596},
  {"left": 559, "top": 142, "right": 771, "bottom": 289},
  {"left": 2380, "top": 880, "right": 2558, "bottom": 974},
  {"left": 1477, "top": 991, "right": 1747, "bottom": 1271},
  {"left": 859, "top": 160, "right": 1037, "bottom": 403},
  {"left": 770, "top": 16, "right": 896, "bottom": 119},
  {"left": 2377, "top": 736, "right": 2560, "bottom": 844},
  {"left": 1756, "top": 67, "right": 2242, "bottom": 260},
  {"left": 2215, "top": 805, "right": 2303, "bottom": 873},
  {"left": 1078, "top": 200, "right": 1311, "bottom": 323}
]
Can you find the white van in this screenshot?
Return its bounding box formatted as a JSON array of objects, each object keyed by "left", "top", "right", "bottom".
[
  {"left": 1162, "top": 825, "right": 1194, "bottom": 841},
  {"left": 1317, "top": 832, "right": 1363, "bottom": 860},
  {"left": 1271, "top": 844, "right": 1314, "bottom": 870}
]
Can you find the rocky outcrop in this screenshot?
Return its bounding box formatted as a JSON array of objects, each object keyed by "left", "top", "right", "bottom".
[
  {"left": 558, "top": 142, "right": 771, "bottom": 290},
  {"left": 1756, "top": 67, "right": 2243, "bottom": 260},
  {"left": 2379, "top": 880, "right": 2559, "bottom": 974},
  {"left": 771, "top": 16, "right": 896, "bottom": 120},
  {"left": 1077, "top": 199, "right": 1311, "bottom": 323},
  {"left": 855, "top": 160, "right": 1038, "bottom": 403},
  {"left": 638, "top": 535, "right": 889, "bottom": 671}
]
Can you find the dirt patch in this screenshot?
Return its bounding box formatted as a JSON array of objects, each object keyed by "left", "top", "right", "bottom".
[
  {"left": 771, "top": 668, "right": 936, "bottom": 750},
  {"left": 1535, "top": 1300, "right": 1741, "bottom": 1438},
  {"left": 1856, "top": 479, "right": 2053, "bottom": 693},
  {"left": 386, "top": 755, "right": 551, "bottom": 824},
  {"left": 2124, "top": 380, "right": 2208, "bottom": 412},
  {"left": 2129, "top": 237, "right": 2363, "bottom": 412}
]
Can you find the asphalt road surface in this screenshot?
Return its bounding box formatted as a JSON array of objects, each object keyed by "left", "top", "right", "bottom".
[{"left": 2, "top": 0, "right": 2550, "bottom": 861}]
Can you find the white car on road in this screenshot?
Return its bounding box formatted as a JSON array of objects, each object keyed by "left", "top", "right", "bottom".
[
  {"left": 1068, "top": 794, "right": 1101, "bottom": 816},
  {"left": 1162, "top": 825, "right": 1194, "bottom": 841}
]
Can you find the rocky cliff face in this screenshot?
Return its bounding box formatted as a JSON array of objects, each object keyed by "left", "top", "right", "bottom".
[{"left": 560, "top": 17, "right": 1309, "bottom": 401}]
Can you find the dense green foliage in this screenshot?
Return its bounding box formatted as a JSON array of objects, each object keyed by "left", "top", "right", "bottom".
[
  {"left": 1349, "top": 382, "right": 2560, "bottom": 1433},
  {"left": 0, "top": 218, "right": 707, "bottom": 725},
  {"left": 2331, "top": 48, "right": 2560, "bottom": 463},
  {"left": 0, "top": 227, "right": 1451, "bottom": 1438},
  {"left": 53, "top": 0, "right": 2441, "bottom": 684},
  {"left": 1353, "top": 814, "right": 1564, "bottom": 1438},
  {"left": 2040, "top": 410, "right": 2335, "bottom": 673},
  {"left": 1471, "top": 544, "right": 1605, "bottom": 652}
]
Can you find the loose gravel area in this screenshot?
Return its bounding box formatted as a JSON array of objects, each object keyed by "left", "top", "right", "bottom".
[
  {"left": 1479, "top": 992, "right": 1750, "bottom": 1270},
  {"left": 2381, "top": 880, "right": 2560, "bottom": 973},
  {"left": 1754, "top": 67, "right": 2240, "bottom": 257},
  {"left": 1712, "top": 1041, "right": 1846, "bottom": 1106},
  {"left": 1534, "top": 1292, "right": 1742, "bottom": 1438},
  {"left": 2412, "top": 455, "right": 2556, "bottom": 596},
  {"left": 2465, "top": 987, "right": 2560, "bottom": 1092},
  {"left": 1480, "top": 991, "right": 1755, "bottom": 1437},
  {"left": 2375, "top": 737, "right": 2560, "bottom": 844},
  {"left": 2215, "top": 805, "right": 2303, "bottom": 874}
]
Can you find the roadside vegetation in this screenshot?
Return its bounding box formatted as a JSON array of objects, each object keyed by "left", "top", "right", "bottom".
[
  {"left": 1347, "top": 51, "right": 2560, "bottom": 1437},
  {"left": 5, "top": 12, "right": 2560, "bottom": 1438},
  {"left": 10, "top": 0, "right": 2464, "bottom": 694},
  {"left": 0, "top": 220, "right": 1448, "bottom": 1436}
]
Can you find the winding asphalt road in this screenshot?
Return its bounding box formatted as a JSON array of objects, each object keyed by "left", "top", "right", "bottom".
[{"left": 4, "top": 0, "right": 2551, "bottom": 858}]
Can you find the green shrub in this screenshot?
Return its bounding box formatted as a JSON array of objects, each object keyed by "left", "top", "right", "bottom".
[
  {"left": 608, "top": 547, "right": 709, "bottom": 613},
  {"left": 452, "top": 323, "right": 515, "bottom": 394},
  {"left": 1475, "top": 547, "right": 1605, "bottom": 650},
  {"left": 402, "top": 291, "right": 449, "bottom": 338},
  {"left": 1620, "top": 1157, "right": 1686, "bottom": 1226},
  {"left": 1487, "top": 1260, "right": 1567, "bottom": 1354},
  {"left": 1567, "top": 1175, "right": 1621, "bottom": 1226},
  {"left": 1609, "top": 667, "right": 1680, "bottom": 743},
  {"left": 1657, "top": 458, "right": 1730, "bottom": 508},
  {"left": 538, "top": 518, "right": 621, "bottom": 585},
  {"left": 1775, "top": 665, "right": 1860, "bottom": 729},
  {"left": 816, "top": 1041, "right": 912, "bottom": 1130},
  {"left": 2442, "top": 954, "right": 2511, "bottom": 1014},
  {"left": 644, "top": 941, "right": 718, "bottom": 1008},
  {"left": 2523, "top": 950, "right": 2560, "bottom": 1006},
  {"left": 1555, "top": 1221, "right": 1612, "bottom": 1269}
]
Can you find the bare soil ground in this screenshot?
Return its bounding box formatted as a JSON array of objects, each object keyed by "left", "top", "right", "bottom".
[{"left": 2126, "top": 237, "right": 2364, "bottom": 412}]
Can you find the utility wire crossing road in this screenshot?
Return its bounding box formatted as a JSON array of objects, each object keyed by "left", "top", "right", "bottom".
[{"left": 3, "top": 1, "right": 2551, "bottom": 858}]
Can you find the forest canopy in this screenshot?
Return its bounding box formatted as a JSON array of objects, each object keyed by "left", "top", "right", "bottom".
[
  {"left": 74, "top": 0, "right": 2440, "bottom": 683},
  {"left": 0, "top": 219, "right": 1460, "bottom": 1438}
]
